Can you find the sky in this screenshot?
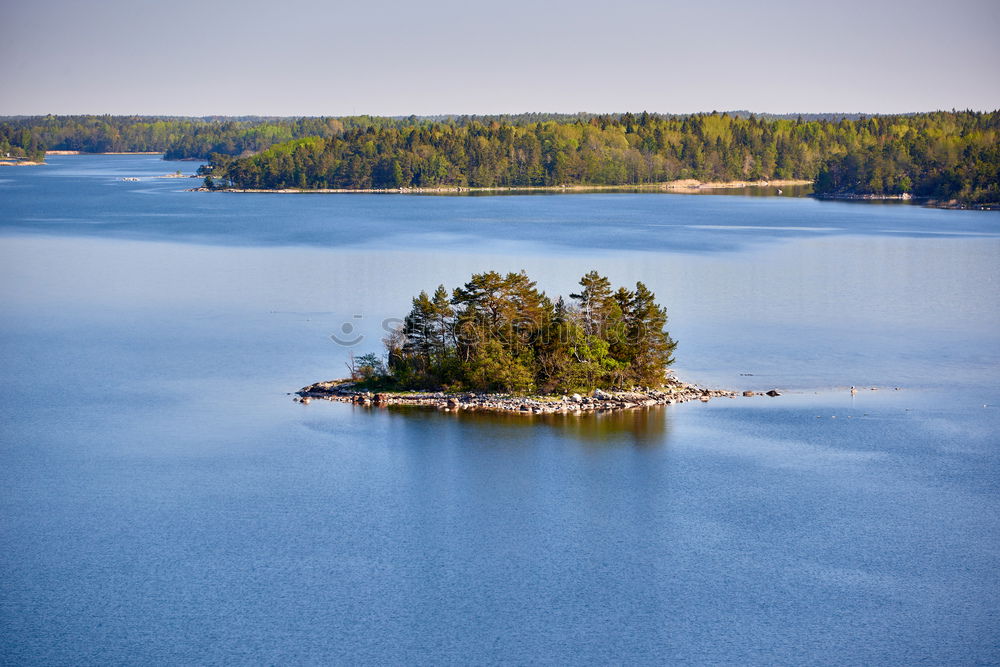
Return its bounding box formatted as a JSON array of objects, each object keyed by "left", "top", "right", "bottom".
[{"left": 1, "top": 0, "right": 998, "bottom": 116}]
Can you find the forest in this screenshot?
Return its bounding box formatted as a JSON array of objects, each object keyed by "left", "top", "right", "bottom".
[
  {"left": 2, "top": 111, "right": 996, "bottom": 204},
  {"left": 0, "top": 113, "right": 614, "bottom": 161},
  {"left": 205, "top": 111, "right": 999, "bottom": 205},
  {"left": 353, "top": 270, "right": 677, "bottom": 395},
  {"left": 0, "top": 115, "right": 349, "bottom": 160}
]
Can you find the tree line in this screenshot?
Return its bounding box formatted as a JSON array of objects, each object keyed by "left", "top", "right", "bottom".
[
  {"left": 812, "top": 113, "right": 999, "bottom": 203},
  {"left": 0, "top": 113, "right": 618, "bottom": 160},
  {"left": 205, "top": 111, "right": 999, "bottom": 205},
  {"left": 3, "top": 111, "right": 996, "bottom": 204},
  {"left": 0, "top": 115, "right": 349, "bottom": 159},
  {"left": 354, "top": 270, "right": 677, "bottom": 395}
]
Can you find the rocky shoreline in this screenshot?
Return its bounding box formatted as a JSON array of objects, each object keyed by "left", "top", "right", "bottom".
[
  {"left": 813, "top": 192, "right": 914, "bottom": 201},
  {"left": 294, "top": 378, "right": 778, "bottom": 414},
  {"left": 44, "top": 150, "right": 164, "bottom": 155},
  {"left": 191, "top": 179, "right": 812, "bottom": 196},
  {"left": 812, "top": 192, "right": 995, "bottom": 210}
]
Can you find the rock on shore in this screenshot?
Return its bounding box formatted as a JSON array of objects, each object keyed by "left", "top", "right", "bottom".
[{"left": 294, "top": 378, "right": 749, "bottom": 414}]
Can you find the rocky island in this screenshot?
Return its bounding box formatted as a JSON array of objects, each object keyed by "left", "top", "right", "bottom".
[
  {"left": 295, "top": 377, "right": 765, "bottom": 414},
  {"left": 296, "top": 270, "right": 779, "bottom": 415}
]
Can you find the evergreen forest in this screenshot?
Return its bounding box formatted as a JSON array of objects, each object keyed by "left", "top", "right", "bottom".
[
  {"left": 357, "top": 270, "right": 677, "bottom": 395},
  {"left": 207, "top": 111, "right": 999, "bottom": 205}
]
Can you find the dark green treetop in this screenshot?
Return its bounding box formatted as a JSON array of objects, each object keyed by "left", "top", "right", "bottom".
[{"left": 375, "top": 270, "right": 676, "bottom": 394}]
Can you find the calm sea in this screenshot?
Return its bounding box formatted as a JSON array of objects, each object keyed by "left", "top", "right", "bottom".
[{"left": 1, "top": 155, "right": 998, "bottom": 664}]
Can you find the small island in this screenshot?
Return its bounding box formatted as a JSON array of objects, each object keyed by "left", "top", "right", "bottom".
[{"left": 297, "top": 270, "right": 768, "bottom": 414}]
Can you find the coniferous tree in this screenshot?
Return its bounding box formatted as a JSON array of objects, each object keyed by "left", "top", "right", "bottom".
[{"left": 383, "top": 270, "right": 678, "bottom": 393}]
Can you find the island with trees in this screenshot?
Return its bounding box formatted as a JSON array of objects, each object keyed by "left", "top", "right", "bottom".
[{"left": 297, "top": 270, "right": 750, "bottom": 414}]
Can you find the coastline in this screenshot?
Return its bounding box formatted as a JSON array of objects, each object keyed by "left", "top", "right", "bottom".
[
  {"left": 925, "top": 201, "right": 996, "bottom": 211},
  {"left": 45, "top": 150, "right": 163, "bottom": 155},
  {"left": 294, "top": 378, "right": 768, "bottom": 414},
  {"left": 813, "top": 192, "right": 913, "bottom": 201},
  {"left": 1, "top": 151, "right": 166, "bottom": 166},
  {"left": 813, "top": 192, "right": 996, "bottom": 211},
  {"left": 194, "top": 178, "right": 812, "bottom": 195}
]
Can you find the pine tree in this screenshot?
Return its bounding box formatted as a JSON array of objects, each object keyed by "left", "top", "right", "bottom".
[
  {"left": 626, "top": 281, "right": 677, "bottom": 386},
  {"left": 402, "top": 291, "right": 436, "bottom": 371},
  {"left": 570, "top": 270, "right": 613, "bottom": 337}
]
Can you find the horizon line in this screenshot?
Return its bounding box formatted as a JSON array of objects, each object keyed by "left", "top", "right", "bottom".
[{"left": 2, "top": 108, "right": 998, "bottom": 120}]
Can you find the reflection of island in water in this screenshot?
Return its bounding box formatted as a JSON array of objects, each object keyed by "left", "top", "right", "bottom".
[{"left": 384, "top": 404, "right": 672, "bottom": 446}]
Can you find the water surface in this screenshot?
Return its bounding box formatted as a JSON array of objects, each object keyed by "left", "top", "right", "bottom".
[{"left": 1, "top": 156, "right": 998, "bottom": 664}]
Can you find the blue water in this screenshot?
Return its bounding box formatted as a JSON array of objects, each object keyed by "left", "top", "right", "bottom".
[{"left": 1, "top": 156, "right": 998, "bottom": 664}]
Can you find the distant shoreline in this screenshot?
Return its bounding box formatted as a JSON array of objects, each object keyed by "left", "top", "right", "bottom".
[
  {"left": 45, "top": 150, "right": 164, "bottom": 155},
  {"left": 195, "top": 178, "right": 812, "bottom": 195},
  {"left": 814, "top": 192, "right": 996, "bottom": 211},
  {"left": 813, "top": 192, "right": 913, "bottom": 201}
]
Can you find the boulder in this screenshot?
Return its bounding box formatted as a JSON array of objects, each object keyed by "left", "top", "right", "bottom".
[
  {"left": 766, "top": 389, "right": 781, "bottom": 397},
  {"left": 743, "top": 390, "right": 755, "bottom": 397}
]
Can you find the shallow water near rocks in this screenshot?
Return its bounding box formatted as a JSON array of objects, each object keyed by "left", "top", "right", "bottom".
[{"left": 1, "top": 155, "right": 998, "bottom": 663}]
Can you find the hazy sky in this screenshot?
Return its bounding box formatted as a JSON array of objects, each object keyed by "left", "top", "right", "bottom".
[{"left": 2, "top": 0, "right": 998, "bottom": 116}]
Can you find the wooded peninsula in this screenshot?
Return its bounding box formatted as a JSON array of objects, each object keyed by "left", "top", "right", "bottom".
[{"left": 2, "top": 111, "right": 997, "bottom": 205}]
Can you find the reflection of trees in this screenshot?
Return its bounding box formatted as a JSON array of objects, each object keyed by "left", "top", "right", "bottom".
[{"left": 384, "top": 404, "right": 672, "bottom": 447}]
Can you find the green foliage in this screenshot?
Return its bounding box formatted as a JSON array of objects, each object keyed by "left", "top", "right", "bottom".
[
  {"left": 0, "top": 115, "right": 351, "bottom": 159},
  {"left": 353, "top": 352, "right": 386, "bottom": 380},
  {"left": 381, "top": 270, "right": 677, "bottom": 394},
  {"left": 811, "top": 111, "right": 999, "bottom": 204},
  {"left": 205, "top": 110, "right": 999, "bottom": 205},
  {"left": 4, "top": 111, "right": 995, "bottom": 204}
]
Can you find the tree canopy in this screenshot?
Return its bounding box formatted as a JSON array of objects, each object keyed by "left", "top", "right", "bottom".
[
  {"left": 370, "top": 270, "right": 677, "bottom": 394},
  {"left": 4, "top": 111, "right": 996, "bottom": 204},
  {"left": 202, "top": 110, "right": 999, "bottom": 205}
]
